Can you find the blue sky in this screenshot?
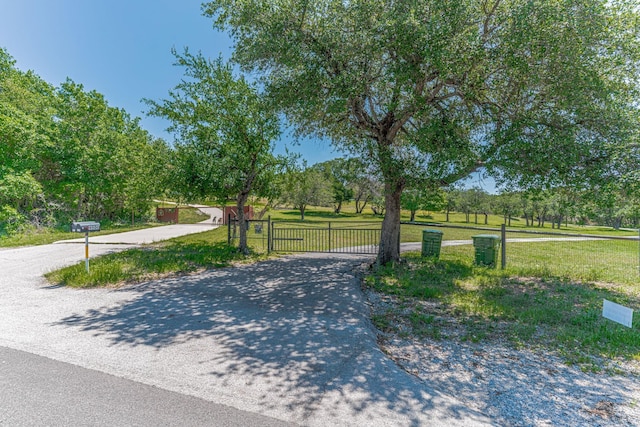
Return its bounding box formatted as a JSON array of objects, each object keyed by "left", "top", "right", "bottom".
[
  {"left": 0, "top": 0, "right": 493, "bottom": 190},
  {"left": 0, "top": 0, "right": 339, "bottom": 163}
]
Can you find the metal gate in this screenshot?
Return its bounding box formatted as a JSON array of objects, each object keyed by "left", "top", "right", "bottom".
[
  {"left": 227, "top": 218, "right": 381, "bottom": 254},
  {"left": 270, "top": 221, "right": 381, "bottom": 254}
]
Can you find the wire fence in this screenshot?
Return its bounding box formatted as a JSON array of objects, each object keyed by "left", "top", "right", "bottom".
[{"left": 402, "top": 221, "right": 640, "bottom": 284}]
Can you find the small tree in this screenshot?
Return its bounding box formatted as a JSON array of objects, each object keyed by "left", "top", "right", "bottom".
[
  {"left": 145, "top": 50, "right": 283, "bottom": 254},
  {"left": 311, "top": 159, "right": 354, "bottom": 214},
  {"left": 284, "top": 165, "right": 333, "bottom": 220},
  {"left": 494, "top": 192, "right": 520, "bottom": 226},
  {"left": 401, "top": 186, "right": 446, "bottom": 222}
]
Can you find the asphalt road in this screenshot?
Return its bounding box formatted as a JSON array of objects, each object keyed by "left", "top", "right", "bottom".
[
  {"left": 0, "top": 346, "right": 291, "bottom": 427},
  {"left": 0, "top": 219, "right": 492, "bottom": 426}
]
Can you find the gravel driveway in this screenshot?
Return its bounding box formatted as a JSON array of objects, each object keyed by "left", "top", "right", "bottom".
[{"left": 0, "top": 234, "right": 491, "bottom": 426}]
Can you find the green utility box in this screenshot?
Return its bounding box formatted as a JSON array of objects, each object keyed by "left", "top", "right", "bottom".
[
  {"left": 422, "top": 229, "right": 444, "bottom": 258},
  {"left": 472, "top": 234, "right": 501, "bottom": 267}
]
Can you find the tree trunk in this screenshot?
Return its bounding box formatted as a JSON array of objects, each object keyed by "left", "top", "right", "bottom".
[
  {"left": 474, "top": 212, "right": 478, "bottom": 224},
  {"left": 613, "top": 216, "right": 622, "bottom": 230},
  {"left": 356, "top": 197, "right": 369, "bottom": 214},
  {"left": 335, "top": 200, "right": 342, "bottom": 214},
  {"left": 377, "top": 180, "right": 403, "bottom": 265},
  {"left": 446, "top": 209, "right": 450, "bottom": 222},
  {"left": 484, "top": 213, "right": 488, "bottom": 225},
  {"left": 410, "top": 210, "right": 416, "bottom": 222},
  {"left": 300, "top": 205, "right": 306, "bottom": 221},
  {"left": 236, "top": 193, "right": 250, "bottom": 255}
]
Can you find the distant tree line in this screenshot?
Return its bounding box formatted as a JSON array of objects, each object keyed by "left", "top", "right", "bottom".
[{"left": 268, "top": 157, "right": 640, "bottom": 230}]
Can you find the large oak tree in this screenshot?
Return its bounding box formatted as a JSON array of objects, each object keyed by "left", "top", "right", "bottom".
[{"left": 204, "top": 0, "right": 640, "bottom": 264}]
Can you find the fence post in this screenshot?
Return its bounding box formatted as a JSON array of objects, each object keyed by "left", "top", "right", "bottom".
[
  {"left": 328, "top": 222, "right": 332, "bottom": 252},
  {"left": 227, "top": 213, "right": 231, "bottom": 246},
  {"left": 267, "top": 216, "right": 271, "bottom": 254},
  {"left": 501, "top": 224, "right": 506, "bottom": 269}
]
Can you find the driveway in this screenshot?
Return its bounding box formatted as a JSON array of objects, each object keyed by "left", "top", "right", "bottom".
[
  {"left": 56, "top": 205, "right": 223, "bottom": 245},
  {"left": 0, "top": 223, "right": 492, "bottom": 425}
]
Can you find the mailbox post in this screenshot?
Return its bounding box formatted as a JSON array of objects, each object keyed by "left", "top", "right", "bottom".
[{"left": 71, "top": 221, "right": 101, "bottom": 273}]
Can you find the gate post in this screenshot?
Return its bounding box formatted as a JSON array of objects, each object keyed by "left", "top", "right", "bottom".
[
  {"left": 501, "top": 224, "right": 507, "bottom": 269},
  {"left": 267, "top": 216, "right": 271, "bottom": 254}
]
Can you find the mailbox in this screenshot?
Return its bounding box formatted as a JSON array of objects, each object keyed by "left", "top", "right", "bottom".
[{"left": 71, "top": 221, "right": 101, "bottom": 233}]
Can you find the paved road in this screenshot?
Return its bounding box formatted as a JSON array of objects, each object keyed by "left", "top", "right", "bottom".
[
  {"left": 0, "top": 221, "right": 492, "bottom": 426},
  {"left": 0, "top": 346, "right": 290, "bottom": 427}
]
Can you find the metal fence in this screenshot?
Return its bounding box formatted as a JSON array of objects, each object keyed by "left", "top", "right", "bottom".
[
  {"left": 227, "top": 217, "right": 640, "bottom": 283},
  {"left": 227, "top": 218, "right": 271, "bottom": 253},
  {"left": 228, "top": 218, "right": 381, "bottom": 254}
]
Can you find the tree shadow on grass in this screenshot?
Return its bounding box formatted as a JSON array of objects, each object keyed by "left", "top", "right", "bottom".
[{"left": 55, "top": 254, "right": 490, "bottom": 425}]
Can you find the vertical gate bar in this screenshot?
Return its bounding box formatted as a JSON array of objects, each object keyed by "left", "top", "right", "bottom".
[
  {"left": 501, "top": 224, "right": 507, "bottom": 269},
  {"left": 267, "top": 216, "right": 271, "bottom": 254},
  {"left": 328, "top": 222, "right": 332, "bottom": 253}
]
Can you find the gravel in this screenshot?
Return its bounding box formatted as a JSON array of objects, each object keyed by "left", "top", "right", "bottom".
[{"left": 363, "top": 288, "right": 640, "bottom": 427}]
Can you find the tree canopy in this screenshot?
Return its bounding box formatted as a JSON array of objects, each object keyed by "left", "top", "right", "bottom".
[
  {"left": 0, "top": 48, "right": 166, "bottom": 236},
  {"left": 204, "top": 0, "right": 640, "bottom": 263}
]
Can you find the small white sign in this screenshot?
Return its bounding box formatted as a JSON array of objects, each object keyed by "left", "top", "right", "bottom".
[{"left": 602, "top": 299, "right": 634, "bottom": 328}]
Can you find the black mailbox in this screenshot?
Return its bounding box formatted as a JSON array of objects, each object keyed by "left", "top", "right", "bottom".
[{"left": 71, "top": 221, "right": 101, "bottom": 233}]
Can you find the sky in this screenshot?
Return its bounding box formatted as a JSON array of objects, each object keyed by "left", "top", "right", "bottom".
[
  {"left": 0, "top": 0, "right": 340, "bottom": 163},
  {"left": 0, "top": 0, "right": 493, "bottom": 190}
]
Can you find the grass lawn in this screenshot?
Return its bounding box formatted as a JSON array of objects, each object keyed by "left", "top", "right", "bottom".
[{"left": 365, "top": 251, "right": 640, "bottom": 372}]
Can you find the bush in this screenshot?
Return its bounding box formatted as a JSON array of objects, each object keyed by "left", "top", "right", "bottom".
[{"left": 0, "top": 205, "right": 28, "bottom": 236}]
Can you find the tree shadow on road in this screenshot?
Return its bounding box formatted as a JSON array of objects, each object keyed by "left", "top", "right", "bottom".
[{"left": 56, "top": 254, "right": 489, "bottom": 425}]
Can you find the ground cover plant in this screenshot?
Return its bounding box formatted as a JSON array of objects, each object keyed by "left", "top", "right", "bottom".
[{"left": 365, "top": 250, "right": 640, "bottom": 372}]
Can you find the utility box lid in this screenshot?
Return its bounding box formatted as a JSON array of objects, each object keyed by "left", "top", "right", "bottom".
[
  {"left": 422, "top": 229, "right": 443, "bottom": 234},
  {"left": 472, "top": 234, "right": 500, "bottom": 240},
  {"left": 71, "top": 221, "right": 101, "bottom": 233}
]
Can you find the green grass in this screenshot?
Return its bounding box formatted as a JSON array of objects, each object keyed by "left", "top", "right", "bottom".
[
  {"left": 438, "top": 238, "right": 640, "bottom": 286},
  {"left": 178, "top": 207, "right": 210, "bottom": 224},
  {"left": 45, "top": 227, "right": 267, "bottom": 288},
  {"left": 365, "top": 251, "right": 640, "bottom": 372}
]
